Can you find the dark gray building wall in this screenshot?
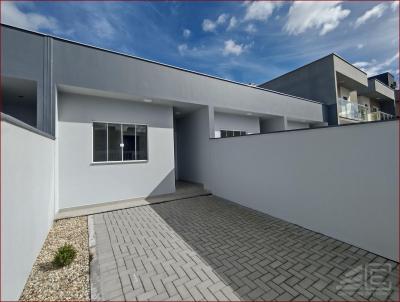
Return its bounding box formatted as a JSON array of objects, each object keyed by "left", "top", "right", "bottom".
[
  {"left": 1, "top": 26, "right": 53, "bottom": 133},
  {"left": 2, "top": 101, "right": 36, "bottom": 127},
  {"left": 380, "top": 101, "right": 396, "bottom": 116},
  {"left": 369, "top": 72, "right": 396, "bottom": 89},
  {"left": 259, "top": 55, "right": 337, "bottom": 106}
]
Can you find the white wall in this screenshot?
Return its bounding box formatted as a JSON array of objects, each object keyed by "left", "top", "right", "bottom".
[
  {"left": 57, "top": 93, "right": 175, "bottom": 209},
  {"left": 1, "top": 120, "right": 55, "bottom": 300},
  {"left": 214, "top": 112, "right": 260, "bottom": 134},
  {"left": 208, "top": 121, "right": 398, "bottom": 261}
]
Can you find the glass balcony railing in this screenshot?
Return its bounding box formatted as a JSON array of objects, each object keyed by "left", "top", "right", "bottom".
[{"left": 337, "top": 98, "right": 394, "bottom": 122}]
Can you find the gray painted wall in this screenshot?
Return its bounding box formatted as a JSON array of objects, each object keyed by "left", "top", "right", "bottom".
[
  {"left": 1, "top": 26, "right": 52, "bottom": 133},
  {"left": 214, "top": 112, "right": 260, "bottom": 134},
  {"left": 1, "top": 25, "right": 325, "bottom": 136},
  {"left": 50, "top": 37, "right": 324, "bottom": 126},
  {"left": 260, "top": 117, "right": 287, "bottom": 133},
  {"left": 206, "top": 121, "right": 398, "bottom": 261},
  {"left": 175, "top": 107, "right": 210, "bottom": 185},
  {"left": 2, "top": 101, "right": 36, "bottom": 127},
  {"left": 286, "top": 120, "right": 310, "bottom": 130},
  {"left": 1, "top": 120, "right": 55, "bottom": 300},
  {"left": 57, "top": 92, "right": 175, "bottom": 209},
  {"left": 260, "top": 55, "right": 337, "bottom": 106}
]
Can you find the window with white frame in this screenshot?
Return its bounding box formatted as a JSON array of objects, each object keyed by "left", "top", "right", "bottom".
[{"left": 93, "top": 122, "right": 148, "bottom": 163}]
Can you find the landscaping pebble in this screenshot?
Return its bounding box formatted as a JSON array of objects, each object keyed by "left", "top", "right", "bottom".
[{"left": 20, "top": 216, "right": 89, "bottom": 301}]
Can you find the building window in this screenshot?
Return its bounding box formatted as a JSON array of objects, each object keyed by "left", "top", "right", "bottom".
[
  {"left": 218, "top": 130, "right": 247, "bottom": 138},
  {"left": 93, "top": 122, "right": 148, "bottom": 163}
]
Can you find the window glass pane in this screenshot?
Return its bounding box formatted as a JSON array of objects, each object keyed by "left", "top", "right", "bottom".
[
  {"left": 227, "top": 131, "right": 233, "bottom": 137},
  {"left": 93, "top": 123, "right": 107, "bottom": 162},
  {"left": 221, "top": 130, "right": 227, "bottom": 138},
  {"left": 123, "top": 124, "right": 136, "bottom": 161},
  {"left": 108, "top": 123, "right": 122, "bottom": 161},
  {"left": 234, "top": 131, "right": 241, "bottom": 137},
  {"left": 136, "top": 125, "right": 148, "bottom": 160},
  {"left": 240, "top": 131, "right": 246, "bottom": 136}
]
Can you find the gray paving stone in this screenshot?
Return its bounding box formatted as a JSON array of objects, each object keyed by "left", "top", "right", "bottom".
[{"left": 91, "top": 195, "right": 398, "bottom": 301}]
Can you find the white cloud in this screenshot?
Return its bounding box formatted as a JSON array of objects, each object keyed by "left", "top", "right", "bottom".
[
  {"left": 1, "top": 2, "right": 58, "bottom": 32},
  {"left": 354, "top": 3, "right": 387, "bottom": 28},
  {"left": 245, "top": 23, "right": 257, "bottom": 34},
  {"left": 227, "top": 17, "right": 237, "bottom": 31},
  {"left": 353, "top": 52, "right": 399, "bottom": 76},
  {"left": 357, "top": 43, "right": 364, "bottom": 49},
  {"left": 217, "top": 13, "right": 228, "bottom": 24},
  {"left": 223, "top": 39, "right": 251, "bottom": 56},
  {"left": 202, "top": 14, "right": 230, "bottom": 32},
  {"left": 178, "top": 44, "right": 188, "bottom": 55},
  {"left": 92, "top": 19, "right": 115, "bottom": 39},
  {"left": 202, "top": 19, "right": 217, "bottom": 32},
  {"left": 244, "top": 1, "right": 282, "bottom": 22},
  {"left": 284, "top": 1, "right": 350, "bottom": 36},
  {"left": 183, "top": 29, "right": 191, "bottom": 38}
]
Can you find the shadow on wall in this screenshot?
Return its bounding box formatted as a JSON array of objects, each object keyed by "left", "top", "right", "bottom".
[
  {"left": 145, "top": 169, "right": 176, "bottom": 197},
  {"left": 144, "top": 169, "right": 206, "bottom": 201}
]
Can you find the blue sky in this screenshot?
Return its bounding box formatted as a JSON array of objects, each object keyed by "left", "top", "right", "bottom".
[{"left": 2, "top": 1, "right": 399, "bottom": 84}]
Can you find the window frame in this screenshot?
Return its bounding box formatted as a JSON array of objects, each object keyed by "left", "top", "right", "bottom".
[
  {"left": 91, "top": 121, "right": 148, "bottom": 165},
  {"left": 217, "top": 129, "right": 247, "bottom": 138}
]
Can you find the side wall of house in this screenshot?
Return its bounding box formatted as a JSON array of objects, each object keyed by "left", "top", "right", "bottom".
[
  {"left": 207, "top": 121, "right": 398, "bottom": 261},
  {"left": 57, "top": 93, "right": 175, "bottom": 209},
  {"left": 214, "top": 112, "right": 260, "bottom": 134},
  {"left": 1, "top": 118, "right": 55, "bottom": 300}
]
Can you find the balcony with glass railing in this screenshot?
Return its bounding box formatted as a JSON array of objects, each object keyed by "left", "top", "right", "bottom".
[{"left": 337, "top": 98, "right": 394, "bottom": 122}]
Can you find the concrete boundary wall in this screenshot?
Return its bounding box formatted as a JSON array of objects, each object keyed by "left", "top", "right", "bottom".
[
  {"left": 1, "top": 119, "right": 55, "bottom": 300},
  {"left": 207, "top": 120, "right": 398, "bottom": 261}
]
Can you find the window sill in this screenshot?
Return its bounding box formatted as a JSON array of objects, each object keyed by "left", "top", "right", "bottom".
[{"left": 90, "top": 160, "right": 148, "bottom": 166}]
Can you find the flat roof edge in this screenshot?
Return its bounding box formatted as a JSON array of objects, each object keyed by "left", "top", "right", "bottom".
[
  {"left": 369, "top": 77, "right": 395, "bottom": 91},
  {"left": 259, "top": 53, "right": 368, "bottom": 87},
  {"left": 1, "top": 23, "right": 322, "bottom": 105}
]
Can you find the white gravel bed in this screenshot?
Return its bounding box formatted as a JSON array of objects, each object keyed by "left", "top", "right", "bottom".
[{"left": 20, "top": 216, "right": 90, "bottom": 301}]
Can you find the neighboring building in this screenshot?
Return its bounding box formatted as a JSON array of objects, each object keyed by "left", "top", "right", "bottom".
[
  {"left": 259, "top": 54, "right": 396, "bottom": 125},
  {"left": 369, "top": 72, "right": 397, "bottom": 90}
]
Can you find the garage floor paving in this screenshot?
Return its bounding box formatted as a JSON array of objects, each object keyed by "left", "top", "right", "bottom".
[{"left": 89, "top": 195, "right": 398, "bottom": 301}]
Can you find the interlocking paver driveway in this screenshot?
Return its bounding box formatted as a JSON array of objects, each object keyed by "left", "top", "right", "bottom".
[{"left": 90, "top": 195, "right": 398, "bottom": 301}]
